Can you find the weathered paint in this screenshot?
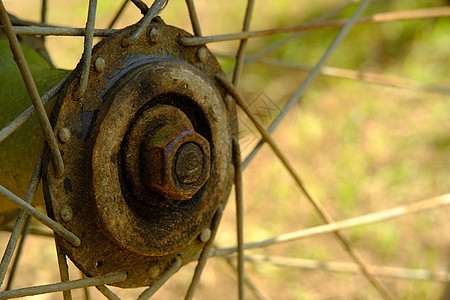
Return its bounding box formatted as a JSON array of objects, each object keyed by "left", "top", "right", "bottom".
[{"left": 0, "top": 38, "right": 69, "bottom": 213}]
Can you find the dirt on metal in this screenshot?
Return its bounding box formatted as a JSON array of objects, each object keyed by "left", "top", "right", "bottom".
[{"left": 43, "top": 19, "right": 237, "bottom": 288}]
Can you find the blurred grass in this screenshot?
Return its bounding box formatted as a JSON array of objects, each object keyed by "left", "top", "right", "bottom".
[{"left": 1, "top": 0, "right": 449, "bottom": 299}]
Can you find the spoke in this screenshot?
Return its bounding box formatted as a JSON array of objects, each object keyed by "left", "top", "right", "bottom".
[
  {"left": 185, "top": 204, "right": 223, "bottom": 300},
  {"left": 215, "top": 58, "right": 395, "bottom": 299},
  {"left": 180, "top": 7, "right": 450, "bottom": 46},
  {"left": 137, "top": 256, "right": 181, "bottom": 300},
  {"left": 0, "top": 74, "right": 69, "bottom": 144},
  {"left": 1, "top": 226, "right": 53, "bottom": 238},
  {"left": 243, "top": 0, "right": 358, "bottom": 68},
  {"left": 242, "top": 255, "right": 450, "bottom": 282},
  {"left": 41, "top": 0, "right": 47, "bottom": 23},
  {"left": 96, "top": 285, "right": 121, "bottom": 300},
  {"left": 227, "top": 2, "right": 255, "bottom": 297},
  {"left": 185, "top": 0, "right": 202, "bottom": 36},
  {"left": 55, "top": 242, "right": 72, "bottom": 300},
  {"left": 219, "top": 248, "right": 271, "bottom": 300},
  {"left": 122, "top": 0, "right": 166, "bottom": 47},
  {"left": 253, "top": 58, "right": 450, "bottom": 95},
  {"left": 131, "top": 0, "right": 168, "bottom": 17},
  {"left": 0, "top": 148, "right": 44, "bottom": 287},
  {"left": 0, "top": 272, "right": 127, "bottom": 299},
  {"left": 232, "top": 138, "right": 245, "bottom": 300},
  {"left": 218, "top": 50, "right": 450, "bottom": 94},
  {"left": 232, "top": 0, "right": 255, "bottom": 87},
  {"left": 213, "top": 194, "right": 450, "bottom": 256},
  {"left": 131, "top": 0, "right": 149, "bottom": 15},
  {"left": 0, "top": 2, "right": 64, "bottom": 177},
  {"left": 0, "top": 26, "right": 117, "bottom": 36},
  {"left": 83, "top": 282, "right": 90, "bottom": 300},
  {"left": 108, "top": 0, "right": 129, "bottom": 29},
  {"left": 74, "top": 0, "right": 97, "bottom": 99},
  {"left": 0, "top": 184, "right": 81, "bottom": 246},
  {"left": 242, "top": 2, "right": 392, "bottom": 171},
  {"left": 4, "top": 215, "right": 31, "bottom": 291},
  {"left": 40, "top": 0, "right": 47, "bottom": 47}
]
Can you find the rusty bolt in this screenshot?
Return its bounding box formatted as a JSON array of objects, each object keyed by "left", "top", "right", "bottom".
[{"left": 141, "top": 126, "right": 210, "bottom": 200}]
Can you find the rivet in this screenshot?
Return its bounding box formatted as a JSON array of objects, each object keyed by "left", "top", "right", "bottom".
[
  {"left": 224, "top": 94, "right": 234, "bottom": 111},
  {"left": 58, "top": 127, "right": 71, "bottom": 143},
  {"left": 199, "top": 228, "right": 211, "bottom": 243},
  {"left": 148, "top": 265, "right": 160, "bottom": 278},
  {"left": 94, "top": 56, "right": 106, "bottom": 73},
  {"left": 149, "top": 27, "right": 160, "bottom": 43},
  {"left": 60, "top": 205, "right": 73, "bottom": 222},
  {"left": 197, "top": 47, "right": 207, "bottom": 62}
]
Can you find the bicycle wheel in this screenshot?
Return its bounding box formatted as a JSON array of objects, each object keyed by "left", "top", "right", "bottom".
[{"left": 0, "top": 0, "right": 449, "bottom": 299}]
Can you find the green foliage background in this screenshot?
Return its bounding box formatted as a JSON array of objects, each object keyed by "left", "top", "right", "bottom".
[{"left": 2, "top": 0, "right": 449, "bottom": 299}]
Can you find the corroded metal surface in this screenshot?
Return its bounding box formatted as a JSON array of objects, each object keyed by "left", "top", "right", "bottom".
[{"left": 44, "top": 20, "right": 237, "bottom": 287}]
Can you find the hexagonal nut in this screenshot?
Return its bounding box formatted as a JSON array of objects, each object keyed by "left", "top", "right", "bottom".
[{"left": 141, "top": 126, "right": 211, "bottom": 200}]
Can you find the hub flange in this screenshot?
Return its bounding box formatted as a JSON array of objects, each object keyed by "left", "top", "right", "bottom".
[{"left": 44, "top": 20, "right": 236, "bottom": 287}]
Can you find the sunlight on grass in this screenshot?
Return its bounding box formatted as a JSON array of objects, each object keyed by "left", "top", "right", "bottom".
[{"left": 1, "top": 0, "right": 448, "bottom": 299}]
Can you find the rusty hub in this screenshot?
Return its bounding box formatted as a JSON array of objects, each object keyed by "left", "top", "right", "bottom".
[{"left": 43, "top": 20, "right": 237, "bottom": 288}]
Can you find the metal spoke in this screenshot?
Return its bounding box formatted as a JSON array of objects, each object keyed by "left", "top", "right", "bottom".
[
  {"left": 215, "top": 58, "right": 395, "bottom": 299},
  {"left": 74, "top": 0, "right": 97, "bottom": 99},
  {"left": 137, "top": 256, "right": 181, "bottom": 300},
  {"left": 122, "top": 0, "right": 167, "bottom": 47},
  {"left": 219, "top": 250, "right": 271, "bottom": 300},
  {"left": 185, "top": 205, "right": 223, "bottom": 300},
  {"left": 0, "top": 74, "right": 68, "bottom": 144},
  {"left": 83, "top": 282, "right": 90, "bottom": 300},
  {"left": 180, "top": 7, "right": 450, "bottom": 46},
  {"left": 242, "top": 255, "right": 450, "bottom": 282},
  {"left": 232, "top": 137, "right": 245, "bottom": 300},
  {"left": 4, "top": 215, "right": 31, "bottom": 291},
  {"left": 0, "top": 1, "right": 64, "bottom": 177},
  {"left": 108, "top": 0, "right": 129, "bottom": 29},
  {"left": 96, "top": 285, "right": 121, "bottom": 300},
  {"left": 1, "top": 226, "right": 53, "bottom": 238},
  {"left": 232, "top": 0, "right": 254, "bottom": 87},
  {"left": 55, "top": 242, "right": 72, "bottom": 300},
  {"left": 41, "top": 0, "right": 47, "bottom": 23},
  {"left": 218, "top": 52, "right": 450, "bottom": 94},
  {"left": 185, "top": 0, "right": 201, "bottom": 36},
  {"left": 252, "top": 58, "right": 450, "bottom": 95},
  {"left": 241, "top": 0, "right": 385, "bottom": 170},
  {"left": 0, "top": 26, "right": 117, "bottom": 36},
  {"left": 40, "top": 0, "right": 47, "bottom": 50},
  {"left": 131, "top": 0, "right": 149, "bottom": 15},
  {"left": 0, "top": 148, "right": 44, "bottom": 287},
  {"left": 0, "top": 184, "right": 80, "bottom": 246},
  {"left": 242, "top": 0, "right": 358, "bottom": 68},
  {"left": 227, "top": 1, "right": 255, "bottom": 296},
  {"left": 0, "top": 272, "right": 127, "bottom": 299},
  {"left": 213, "top": 194, "right": 450, "bottom": 256}
]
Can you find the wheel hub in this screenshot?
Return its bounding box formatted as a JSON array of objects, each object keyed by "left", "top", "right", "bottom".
[{"left": 44, "top": 20, "right": 236, "bottom": 288}]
